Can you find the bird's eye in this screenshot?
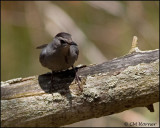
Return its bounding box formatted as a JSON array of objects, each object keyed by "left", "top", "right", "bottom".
[{"left": 61, "top": 40, "right": 66, "bottom": 44}]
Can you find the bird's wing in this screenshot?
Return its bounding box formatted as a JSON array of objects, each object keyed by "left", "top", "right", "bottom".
[
  {"left": 76, "top": 48, "right": 79, "bottom": 57},
  {"left": 36, "top": 44, "right": 48, "bottom": 49},
  {"left": 75, "top": 46, "right": 79, "bottom": 60}
]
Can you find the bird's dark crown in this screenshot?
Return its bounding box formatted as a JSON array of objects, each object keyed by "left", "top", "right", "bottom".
[{"left": 55, "top": 32, "right": 71, "bottom": 39}]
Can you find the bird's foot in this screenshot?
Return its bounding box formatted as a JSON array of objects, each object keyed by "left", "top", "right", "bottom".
[
  {"left": 49, "top": 71, "right": 55, "bottom": 93},
  {"left": 75, "top": 73, "right": 83, "bottom": 92},
  {"left": 72, "top": 66, "right": 83, "bottom": 92}
]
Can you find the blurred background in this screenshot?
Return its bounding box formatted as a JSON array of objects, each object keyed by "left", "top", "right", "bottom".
[{"left": 1, "top": 1, "right": 159, "bottom": 127}]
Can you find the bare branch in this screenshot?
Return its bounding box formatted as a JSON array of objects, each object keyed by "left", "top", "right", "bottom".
[{"left": 1, "top": 48, "right": 159, "bottom": 127}]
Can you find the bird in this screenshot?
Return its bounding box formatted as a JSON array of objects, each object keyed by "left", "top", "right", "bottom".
[{"left": 37, "top": 32, "right": 82, "bottom": 91}]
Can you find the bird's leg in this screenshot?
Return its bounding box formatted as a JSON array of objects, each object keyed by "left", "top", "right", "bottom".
[
  {"left": 50, "top": 71, "right": 54, "bottom": 92},
  {"left": 72, "top": 66, "right": 82, "bottom": 91}
]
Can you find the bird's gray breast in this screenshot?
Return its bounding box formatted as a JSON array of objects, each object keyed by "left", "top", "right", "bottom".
[{"left": 39, "top": 45, "right": 78, "bottom": 71}]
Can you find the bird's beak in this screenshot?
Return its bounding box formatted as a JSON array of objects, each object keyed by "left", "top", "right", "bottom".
[{"left": 68, "top": 41, "right": 77, "bottom": 46}]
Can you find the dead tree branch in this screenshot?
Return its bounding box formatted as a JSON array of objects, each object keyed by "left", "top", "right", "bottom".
[{"left": 1, "top": 47, "right": 159, "bottom": 127}]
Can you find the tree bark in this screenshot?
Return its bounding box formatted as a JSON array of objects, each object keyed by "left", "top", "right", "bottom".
[{"left": 1, "top": 49, "right": 159, "bottom": 127}]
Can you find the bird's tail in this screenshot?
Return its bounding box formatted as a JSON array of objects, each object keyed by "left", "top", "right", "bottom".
[{"left": 36, "top": 44, "right": 48, "bottom": 49}]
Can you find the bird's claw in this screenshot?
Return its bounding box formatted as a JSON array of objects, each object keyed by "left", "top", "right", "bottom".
[{"left": 75, "top": 75, "right": 83, "bottom": 92}]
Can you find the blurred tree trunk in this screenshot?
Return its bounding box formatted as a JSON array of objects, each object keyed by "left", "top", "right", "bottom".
[{"left": 1, "top": 49, "right": 159, "bottom": 127}]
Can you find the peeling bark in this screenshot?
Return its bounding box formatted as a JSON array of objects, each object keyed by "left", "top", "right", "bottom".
[{"left": 1, "top": 49, "right": 159, "bottom": 127}]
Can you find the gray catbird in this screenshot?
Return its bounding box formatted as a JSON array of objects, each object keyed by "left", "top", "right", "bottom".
[{"left": 37, "top": 32, "right": 82, "bottom": 91}]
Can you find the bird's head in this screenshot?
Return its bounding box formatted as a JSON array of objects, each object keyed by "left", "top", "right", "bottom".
[{"left": 55, "top": 32, "right": 77, "bottom": 48}]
